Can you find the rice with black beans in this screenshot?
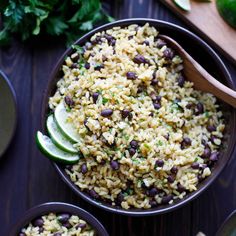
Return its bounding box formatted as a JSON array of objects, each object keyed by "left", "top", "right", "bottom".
[
  {"left": 20, "top": 213, "right": 95, "bottom": 235},
  {"left": 49, "top": 23, "right": 224, "bottom": 209}
]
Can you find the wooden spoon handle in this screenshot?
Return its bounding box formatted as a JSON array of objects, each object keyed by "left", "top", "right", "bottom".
[{"left": 185, "top": 51, "right": 236, "bottom": 108}]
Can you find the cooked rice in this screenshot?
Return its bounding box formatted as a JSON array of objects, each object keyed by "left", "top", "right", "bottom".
[
  {"left": 49, "top": 23, "right": 224, "bottom": 209},
  {"left": 20, "top": 213, "right": 95, "bottom": 235}
]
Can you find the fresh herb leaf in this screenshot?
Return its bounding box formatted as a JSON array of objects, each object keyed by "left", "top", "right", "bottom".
[
  {"left": 102, "top": 97, "right": 109, "bottom": 104},
  {"left": 0, "top": 0, "right": 113, "bottom": 46}
]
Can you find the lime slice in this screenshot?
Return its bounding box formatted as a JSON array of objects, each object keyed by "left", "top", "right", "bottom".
[
  {"left": 36, "top": 131, "right": 80, "bottom": 164},
  {"left": 46, "top": 115, "right": 78, "bottom": 154},
  {"left": 174, "top": 0, "right": 191, "bottom": 11},
  {"left": 54, "top": 101, "right": 81, "bottom": 143}
]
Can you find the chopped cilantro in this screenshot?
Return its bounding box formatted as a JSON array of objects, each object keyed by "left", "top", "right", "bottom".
[
  {"left": 72, "top": 45, "right": 84, "bottom": 54},
  {"left": 156, "top": 140, "right": 163, "bottom": 146},
  {"left": 205, "top": 111, "right": 210, "bottom": 118},
  {"left": 124, "top": 134, "right": 130, "bottom": 141},
  {"left": 194, "top": 157, "right": 198, "bottom": 162},
  {"left": 102, "top": 97, "right": 109, "bottom": 104}
]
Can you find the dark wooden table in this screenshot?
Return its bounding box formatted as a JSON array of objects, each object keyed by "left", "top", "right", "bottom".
[{"left": 1, "top": 1, "right": 236, "bottom": 235}]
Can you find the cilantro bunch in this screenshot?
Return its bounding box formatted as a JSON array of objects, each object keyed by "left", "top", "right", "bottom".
[{"left": 0, "top": 0, "right": 113, "bottom": 46}]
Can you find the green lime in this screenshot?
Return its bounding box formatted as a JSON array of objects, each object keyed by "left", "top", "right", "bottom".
[
  {"left": 46, "top": 115, "right": 78, "bottom": 154},
  {"left": 174, "top": 0, "right": 191, "bottom": 11},
  {"left": 54, "top": 101, "right": 81, "bottom": 143},
  {"left": 36, "top": 131, "right": 80, "bottom": 164},
  {"left": 217, "top": 0, "right": 236, "bottom": 28}
]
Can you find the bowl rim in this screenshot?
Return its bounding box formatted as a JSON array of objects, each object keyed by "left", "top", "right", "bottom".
[
  {"left": 0, "top": 70, "right": 17, "bottom": 159},
  {"left": 9, "top": 202, "right": 109, "bottom": 236},
  {"left": 41, "top": 18, "right": 236, "bottom": 216}
]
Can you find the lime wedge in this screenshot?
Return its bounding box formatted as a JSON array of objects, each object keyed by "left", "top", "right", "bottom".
[
  {"left": 174, "top": 0, "right": 191, "bottom": 11},
  {"left": 46, "top": 115, "right": 78, "bottom": 154},
  {"left": 36, "top": 131, "right": 80, "bottom": 164},
  {"left": 54, "top": 101, "right": 81, "bottom": 143}
]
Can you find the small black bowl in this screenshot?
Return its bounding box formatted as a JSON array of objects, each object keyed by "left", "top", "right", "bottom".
[
  {"left": 0, "top": 70, "right": 17, "bottom": 158},
  {"left": 9, "top": 202, "right": 109, "bottom": 236},
  {"left": 41, "top": 18, "right": 236, "bottom": 216}
]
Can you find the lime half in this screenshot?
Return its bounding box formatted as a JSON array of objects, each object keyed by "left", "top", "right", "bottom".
[
  {"left": 217, "top": 0, "right": 236, "bottom": 28},
  {"left": 54, "top": 101, "right": 81, "bottom": 143},
  {"left": 36, "top": 131, "right": 80, "bottom": 164},
  {"left": 174, "top": 0, "right": 191, "bottom": 11},
  {"left": 46, "top": 115, "right": 78, "bottom": 154}
]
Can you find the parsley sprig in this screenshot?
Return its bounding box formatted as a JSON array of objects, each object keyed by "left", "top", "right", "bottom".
[{"left": 0, "top": 0, "right": 114, "bottom": 46}]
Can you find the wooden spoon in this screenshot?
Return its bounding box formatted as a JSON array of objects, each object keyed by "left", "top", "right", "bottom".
[{"left": 159, "top": 35, "right": 236, "bottom": 108}]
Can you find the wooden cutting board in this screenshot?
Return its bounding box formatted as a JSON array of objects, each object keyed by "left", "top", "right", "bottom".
[{"left": 160, "top": 0, "right": 236, "bottom": 64}]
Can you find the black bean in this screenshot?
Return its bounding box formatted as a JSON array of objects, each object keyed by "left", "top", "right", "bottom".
[
  {"left": 85, "top": 62, "right": 90, "bottom": 69},
  {"left": 167, "top": 175, "right": 175, "bottom": 183},
  {"left": 81, "top": 163, "right": 88, "bottom": 174},
  {"left": 155, "top": 159, "right": 164, "bottom": 167},
  {"left": 91, "top": 36, "right": 101, "bottom": 45},
  {"left": 126, "top": 71, "right": 137, "bottom": 80},
  {"left": 109, "top": 39, "right": 116, "bottom": 46},
  {"left": 186, "top": 103, "right": 194, "bottom": 109},
  {"left": 63, "top": 222, "right": 72, "bottom": 229},
  {"left": 143, "top": 40, "right": 150, "bottom": 46},
  {"left": 201, "top": 147, "right": 211, "bottom": 159},
  {"left": 156, "top": 38, "right": 166, "bottom": 48},
  {"left": 151, "top": 78, "right": 159, "bottom": 86},
  {"left": 148, "top": 187, "right": 159, "bottom": 197},
  {"left": 177, "top": 75, "right": 185, "bottom": 87},
  {"left": 53, "top": 233, "right": 62, "bottom": 236},
  {"left": 155, "top": 96, "right": 162, "bottom": 102},
  {"left": 128, "top": 35, "right": 133, "bottom": 40},
  {"left": 191, "top": 162, "right": 200, "bottom": 169},
  {"left": 32, "top": 218, "right": 44, "bottom": 227},
  {"left": 170, "top": 166, "right": 178, "bottom": 174},
  {"left": 71, "top": 63, "right": 77, "bottom": 69},
  {"left": 163, "top": 48, "right": 174, "bottom": 59},
  {"left": 64, "top": 95, "right": 74, "bottom": 107},
  {"left": 121, "top": 109, "right": 130, "bottom": 118},
  {"left": 38, "top": 227, "right": 44, "bottom": 233},
  {"left": 181, "top": 137, "right": 192, "bottom": 149},
  {"left": 89, "top": 189, "right": 99, "bottom": 199},
  {"left": 116, "top": 192, "right": 124, "bottom": 204},
  {"left": 198, "top": 174, "right": 204, "bottom": 182},
  {"left": 76, "top": 223, "right": 87, "bottom": 230},
  {"left": 149, "top": 112, "right": 154, "bottom": 117},
  {"left": 105, "top": 34, "right": 116, "bottom": 46},
  {"left": 207, "top": 125, "right": 216, "bottom": 132},
  {"left": 110, "top": 160, "right": 119, "bottom": 170},
  {"left": 129, "top": 148, "right": 136, "bottom": 156},
  {"left": 92, "top": 92, "right": 99, "bottom": 103},
  {"left": 130, "top": 140, "right": 138, "bottom": 149},
  {"left": 94, "top": 64, "right": 104, "bottom": 71},
  {"left": 153, "top": 103, "right": 161, "bottom": 110},
  {"left": 195, "top": 102, "right": 204, "bottom": 115},
  {"left": 133, "top": 54, "right": 149, "bottom": 64},
  {"left": 177, "top": 183, "right": 186, "bottom": 193},
  {"left": 210, "top": 152, "right": 219, "bottom": 162},
  {"left": 57, "top": 213, "right": 70, "bottom": 224},
  {"left": 161, "top": 195, "right": 173, "bottom": 204},
  {"left": 149, "top": 200, "right": 158, "bottom": 208},
  {"left": 100, "top": 159, "right": 106, "bottom": 165},
  {"left": 101, "top": 109, "right": 113, "bottom": 117},
  {"left": 150, "top": 92, "right": 157, "bottom": 101}
]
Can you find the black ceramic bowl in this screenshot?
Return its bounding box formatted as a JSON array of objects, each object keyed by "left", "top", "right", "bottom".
[
  {"left": 41, "top": 18, "right": 236, "bottom": 216},
  {"left": 9, "top": 202, "right": 109, "bottom": 236}
]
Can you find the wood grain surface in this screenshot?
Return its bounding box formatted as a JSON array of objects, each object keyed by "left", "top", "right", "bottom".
[
  {"left": 0, "top": 0, "right": 236, "bottom": 236},
  {"left": 160, "top": 0, "right": 236, "bottom": 65}
]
